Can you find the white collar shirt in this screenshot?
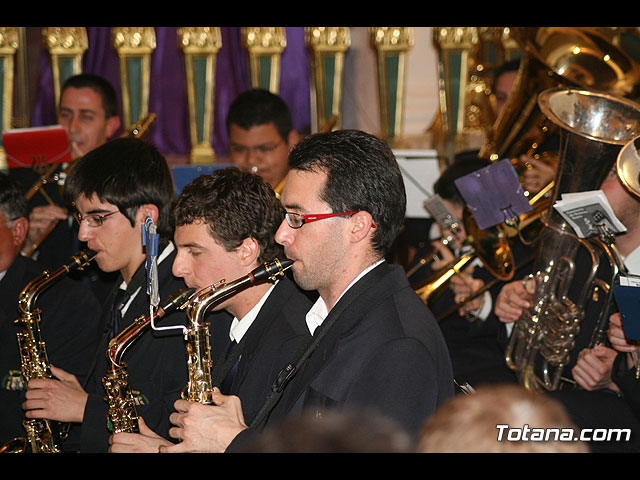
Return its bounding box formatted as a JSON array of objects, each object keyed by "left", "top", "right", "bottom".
[{"left": 305, "top": 259, "right": 384, "bottom": 336}]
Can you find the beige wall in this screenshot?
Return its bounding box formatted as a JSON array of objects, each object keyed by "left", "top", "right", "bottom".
[{"left": 341, "top": 27, "right": 439, "bottom": 141}]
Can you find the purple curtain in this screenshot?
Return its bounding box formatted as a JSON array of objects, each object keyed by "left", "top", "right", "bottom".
[{"left": 32, "top": 27, "right": 311, "bottom": 160}]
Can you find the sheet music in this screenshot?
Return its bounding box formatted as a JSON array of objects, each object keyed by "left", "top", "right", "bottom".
[{"left": 553, "top": 190, "right": 626, "bottom": 238}]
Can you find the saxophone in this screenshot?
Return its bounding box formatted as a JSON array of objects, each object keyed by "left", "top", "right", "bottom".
[
  {"left": 10, "top": 249, "right": 96, "bottom": 453},
  {"left": 182, "top": 258, "right": 293, "bottom": 404},
  {"left": 102, "top": 287, "right": 195, "bottom": 434}
]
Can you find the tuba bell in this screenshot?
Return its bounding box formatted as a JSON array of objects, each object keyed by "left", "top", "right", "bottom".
[
  {"left": 504, "top": 87, "right": 640, "bottom": 392},
  {"left": 480, "top": 27, "right": 640, "bottom": 201},
  {"left": 617, "top": 134, "right": 640, "bottom": 199}
]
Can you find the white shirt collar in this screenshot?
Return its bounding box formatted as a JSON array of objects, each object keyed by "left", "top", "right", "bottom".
[
  {"left": 623, "top": 244, "right": 640, "bottom": 275},
  {"left": 305, "top": 258, "right": 384, "bottom": 335},
  {"left": 229, "top": 281, "right": 277, "bottom": 343},
  {"left": 118, "top": 241, "right": 176, "bottom": 317}
]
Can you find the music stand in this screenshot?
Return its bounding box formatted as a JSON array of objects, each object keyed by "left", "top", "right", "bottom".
[{"left": 454, "top": 158, "right": 532, "bottom": 230}]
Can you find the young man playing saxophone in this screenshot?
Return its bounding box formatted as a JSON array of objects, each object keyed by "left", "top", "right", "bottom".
[
  {"left": 108, "top": 167, "right": 312, "bottom": 453},
  {"left": 159, "top": 129, "right": 454, "bottom": 453},
  {"left": 0, "top": 173, "right": 101, "bottom": 450},
  {"left": 20, "top": 138, "right": 199, "bottom": 452}
]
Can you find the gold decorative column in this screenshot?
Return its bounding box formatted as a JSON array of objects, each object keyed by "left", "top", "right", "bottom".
[
  {"left": 305, "top": 27, "right": 350, "bottom": 132},
  {"left": 431, "top": 27, "right": 498, "bottom": 162},
  {"left": 500, "top": 27, "right": 522, "bottom": 62},
  {"left": 242, "top": 27, "right": 286, "bottom": 94},
  {"left": 112, "top": 27, "right": 156, "bottom": 127},
  {"left": 0, "top": 27, "right": 18, "bottom": 171},
  {"left": 370, "top": 27, "right": 414, "bottom": 143},
  {"left": 178, "top": 27, "right": 222, "bottom": 165},
  {"left": 42, "top": 27, "right": 88, "bottom": 110}
]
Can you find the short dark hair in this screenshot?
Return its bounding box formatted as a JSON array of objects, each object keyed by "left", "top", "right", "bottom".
[
  {"left": 433, "top": 154, "right": 490, "bottom": 205},
  {"left": 288, "top": 129, "right": 406, "bottom": 256},
  {"left": 225, "top": 89, "right": 293, "bottom": 140},
  {"left": 61, "top": 73, "right": 119, "bottom": 118},
  {"left": 172, "top": 167, "right": 285, "bottom": 265},
  {"left": 493, "top": 59, "right": 520, "bottom": 84},
  {"left": 0, "top": 172, "right": 27, "bottom": 221},
  {"left": 63, "top": 137, "right": 175, "bottom": 239}
]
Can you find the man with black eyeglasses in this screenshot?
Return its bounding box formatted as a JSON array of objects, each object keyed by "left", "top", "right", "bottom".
[
  {"left": 20, "top": 137, "right": 201, "bottom": 453},
  {"left": 226, "top": 89, "right": 300, "bottom": 193},
  {"left": 161, "top": 129, "right": 454, "bottom": 453},
  {"left": 0, "top": 172, "right": 101, "bottom": 450}
]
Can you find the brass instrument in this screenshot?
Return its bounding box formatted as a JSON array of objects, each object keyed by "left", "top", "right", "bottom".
[
  {"left": 103, "top": 287, "right": 195, "bottom": 434},
  {"left": 413, "top": 206, "right": 514, "bottom": 304},
  {"left": 504, "top": 88, "right": 640, "bottom": 392},
  {"left": 122, "top": 113, "right": 156, "bottom": 140},
  {"left": 182, "top": 258, "right": 293, "bottom": 404},
  {"left": 480, "top": 27, "right": 640, "bottom": 199},
  {"left": 612, "top": 135, "right": 640, "bottom": 377},
  {"left": 2, "top": 249, "right": 96, "bottom": 453},
  {"left": 24, "top": 113, "right": 157, "bottom": 257},
  {"left": 273, "top": 178, "right": 285, "bottom": 199}
]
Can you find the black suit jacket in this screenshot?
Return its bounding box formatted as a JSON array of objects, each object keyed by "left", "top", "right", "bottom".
[
  {"left": 0, "top": 254, "right": 102, "bottom": 446},
  {"left": 434, "top": 236, "right": 534, "bottom": 387},
  {"left": 76, "top": 244, "right": 229, "bottom": 452},
  {"left": 208, "top": 277, "right": 312, "bottom": 425},
  {"left": 249, "top": 263, "right": 454, "bottom": 440}
]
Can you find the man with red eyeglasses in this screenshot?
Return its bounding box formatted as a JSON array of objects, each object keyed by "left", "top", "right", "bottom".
[{"left": 161, "top": 129, "right": 454, "bottom": 453}]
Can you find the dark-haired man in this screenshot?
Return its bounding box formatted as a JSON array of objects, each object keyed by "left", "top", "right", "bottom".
[
  {"left": 0, "top": 172, "right": 101, "bottom": 449},
  {"left": 14, "top": 74, "right": 122, "bottom": 271},
  {"left": 162, "top": 129, "right": 454, "bottom": 453},
  {"left": 21, "top": 138, "right": 192, "bottom": 452},
  {"left": 108, "top": 167, "right": 312, "bottom": 453},
  {"left": 226, "top": 89, "right": 299, "bottom": 191}
]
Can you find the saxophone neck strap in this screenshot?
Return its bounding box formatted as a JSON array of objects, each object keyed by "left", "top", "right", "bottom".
[
  {"left": 211, "top": 336, "right": 247, "bottom": 388},
  {"left": 249, "top": 261, "right": 390, "bottom": 430}
]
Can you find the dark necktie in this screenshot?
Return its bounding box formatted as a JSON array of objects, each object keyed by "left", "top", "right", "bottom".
[
  {"left": 109, "top": 288, "right": 130, "bottom": 340},
  {"left": 219, "top": 339, "right": 242, "bottom": 393}
]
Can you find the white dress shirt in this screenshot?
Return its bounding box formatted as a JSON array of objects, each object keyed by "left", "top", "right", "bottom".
[
  {"left": 305, "top": 259, "right": 384, "bottom": 335},
  {"left": 228, "top": 281, "right": 277, "bottom": 343}
]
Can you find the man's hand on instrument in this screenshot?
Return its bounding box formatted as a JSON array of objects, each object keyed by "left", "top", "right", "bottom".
[
  {"left": 161, "top": 388, "right": 247, "bottom": 453},
  {"left": 109, "top": 417, "right": 173, "bottom": 453},
  {"left": 23, "top": 205, "right": 68, "bottom": 254},
  {"left": 571, "top": 344, "right": 620, "bottom": 392},
  {"left": 494, "top": 277, "right": 535, "bottom": 323},
  {"left": 22, "top": 365, "right": 87, "bottom": 423},
  {"left": 450, "top": 274, "right": 485, "bottom": 315}
]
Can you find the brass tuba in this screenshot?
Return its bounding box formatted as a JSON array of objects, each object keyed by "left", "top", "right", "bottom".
[
  {"left": 504, "top": 87, "right": 640, "bottom": 392},
  {"left": 1, "top": 249, "right": 95, "bottom": 453},
  {"left": 480, "top": 27, "right": 640, "bottom": 201},
  {"left": 102, "top": 287, "right": 195, "bottom": 434},
  {"left": 182, "top": 258, "right": 293, "bottom": 404}
]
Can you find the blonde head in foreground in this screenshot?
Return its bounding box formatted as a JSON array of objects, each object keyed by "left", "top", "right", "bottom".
[{"left": 418, "top": 384, "right": 589, "bottom": 453}]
